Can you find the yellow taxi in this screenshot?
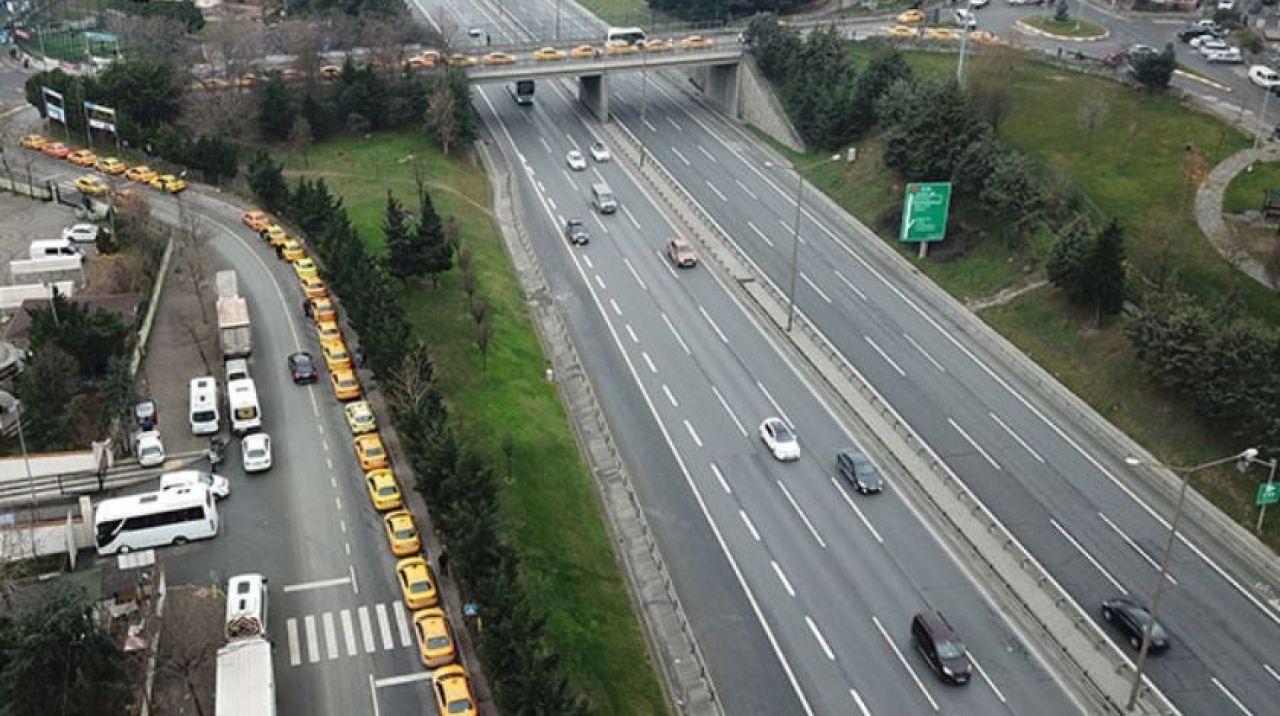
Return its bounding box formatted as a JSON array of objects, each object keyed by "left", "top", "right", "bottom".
[
  {"left": 316, "top": 320, "right": 342, "bottom": 344},
  {"left": 897, "top": 8, "right": 925, "bottom": 23},
  {"left": 430, "top": 665, "right": 476, "bottom": 716},
  {"left": 886, "top": 25, "right": 918, "bottom": 39},
  {"left": 605, "top": 39, "right": 638, "bottom": 55},
  {"left": 320, "top": 64, "right": 342, "bottom": 80},
  {"left": 413, "top": 608, "right": 456, "bottom": 667},
  {"left": 418, "top": 50, "right": 442, "bottom": 67},
  {"left": 280, "top": 238, "right": 305, "bottom": 262},
  {"left": 448, "top": 53, "right": 477, "bottom": 67},
  {"left": 643, "top": 38, "right": 672, "bottom": 52},
  {"left": 321, "top": 339, "right": 352, "bottom": 372},
  {"left": 20, "top": 134, "right": 47, "bottom": 150},
  {"left": 42, "top": 142, "right": 71, "bottom": 159},
  {"left": 74, "top": 175, "right": 108, "bottom": 196},
  {"left": 366, "top": 469, "right": 404, "bottom": 512},
  {"left": 151, "top": 174, "right": 188, "bottom": 193},
  {"left": 925, "top": 27, "right": 961, "bottom": 40},
  {"left": 354, "top": 433, "right": 388, "bottom": 471},
  {"left": 301, "top": 276, "right": 328, "bottom": 300},
  {"left": 482, "top": 51, "right": 516, "bottom": 65},
  {"left": 96, "top": 157, "right": 126, "bottom": 175},
  {"left": 234, "top": 73, "right": 258, "bottom": 88},
  {"left": 396, "top": 557, "right": 438, "bottom": 610},
  {"left": 533, "top": 47, "right": 566, "bottom": 61},
  {"left": 570, "top": 45, "right": 599, "bottom": 59},
  {"left": 345, "top": 400, "right": 377, "bottom": 435},
  {"left": 67, "top": 149, "right": 97, "bottom": 167},
  {"left": 262, "top": 224, "right": 290, "bottom": 247},
  {"left": 330, "top": 368, "right": 361, "bottom": 401},
  {"left": 969, "top": 30, "right": 1000, "bottom": 45},
  {"left": 125, "top": 165, "right": 157, "bottom": 183},
  {"left": 201, "top": 77, "right": 230, "bottom": 90},
  {"left": 293, "top": 257, "right": 318, "bottom": 281},
  {"left": 311, "top": 296, "right": 337, "bottom": 324},
  {"left": 681, "top": 35, "right": 714, "bottom": 50},
  {"left": 383, "top": 509, "right": 420, "bottom": 556},
  {"left": 242, "top": 209, "right": 272, "bottom": 231}
]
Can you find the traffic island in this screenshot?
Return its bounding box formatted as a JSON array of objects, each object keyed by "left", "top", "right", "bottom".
[{"left": 1017, "top": 15, "right": 1108, "bottom": 42}]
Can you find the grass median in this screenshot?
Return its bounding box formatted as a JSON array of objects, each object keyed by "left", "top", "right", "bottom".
[
  {"left": 276, "top": 131, "right": 668, "bottom": 714},
  {"left": 1020, "top": 15, "right": 1107, "bottom": 39}
]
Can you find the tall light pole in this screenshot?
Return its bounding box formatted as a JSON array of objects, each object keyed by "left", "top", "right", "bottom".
[
  {"left": 1122, "top": 448, "right": 1259, "bottom": 711},
  {"left": 1253, "top": 87, "right": 1273, "bottom": 151},
  {"left": 784, "top": 153, "right": 842, "bottom": 332},
  {"left": 955, "top": 0, "right": 974, "bottom": 83},
  {"left": 556, "top": 0, "right": 562, "bottom": 42}
]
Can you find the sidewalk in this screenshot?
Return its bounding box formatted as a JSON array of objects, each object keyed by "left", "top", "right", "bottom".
[{"left": 1193, "top": 145, "right": 1280, "bottom": 290}]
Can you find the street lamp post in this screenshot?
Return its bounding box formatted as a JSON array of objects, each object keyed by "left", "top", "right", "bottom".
[
  {"left": 1122, "top": 448, "right": 1259, "bottom": 711},
  {"left": 784, "top": 153, "right": 842, "bottom": 333},
  {"left": 1254, "top": 87, "right": 1273, "bottom": 152}
]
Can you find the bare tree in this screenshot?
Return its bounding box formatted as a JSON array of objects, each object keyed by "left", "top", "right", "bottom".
[
  {"left": 384, "top": 342, "right": 437, "bottom": 418},
  {"left": 204, "top": 14, "right": 265, "bottom": 84},
  {"left": 361, "top": 15, "right": 414, "bottom": 73},
  {"left": 176, "top": 219, "right": 215, "bottom": 330},
  {"left": 290, "top": 116, "right": 314, "bottom": 168},
  {"left": 426, "top": 83, "right": 457, "bottom": 155},
  {"left": 182, "top": 88, "right": 255, "bottom": 140},
  {"left": 154, "top": 586, "right": 223, "bottom": 716},
  {"left": 1076, "top": 91, "right": 1111, "bottom": 141},
  {"left": 431, "top": 8, "right": 460, "bottom": 54},
  {"left": 474, "top": 317, "right": 492, "bottom": 371},
  {"left": 282, "top": 21, "right": 325, "bottom": 85},
  {"left": 108, "top": 15, "right": 191, "bottom": 67}
]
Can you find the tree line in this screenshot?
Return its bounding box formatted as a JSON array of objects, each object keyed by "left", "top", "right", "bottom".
[
  {"left": 648, "top": 0, "right": 807, "bottom": 21},
  {"left": 249, "top": 155, "right": 586, "bottom": 712}
]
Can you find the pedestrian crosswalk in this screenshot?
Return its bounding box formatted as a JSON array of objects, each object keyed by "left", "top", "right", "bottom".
[{"left": 285, "top": 601, "right": 415, "bottom": 666}]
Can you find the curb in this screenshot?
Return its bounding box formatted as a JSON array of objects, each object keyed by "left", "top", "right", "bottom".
[
  {"left": 1174, "top": 67, "right": 1231, "bottom": 92},
  {"left": 1015, "top": 18, "right": 1109, "bottom": 42}
]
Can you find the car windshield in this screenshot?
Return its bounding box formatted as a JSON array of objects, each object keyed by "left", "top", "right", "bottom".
[
  {"left": 247, "top": 448, "right": 266, "bottom": 459},
  {"left": 854, "top": 460, "right": 876, "bottom": 477},
  {"left": 936, "top": 639, "right": 967, "bottom": 660},
  {"left": 774, "top": 423, "right": 794, "bottom": 441},
  {"left": 410, "top": 581, "right": 432, "bottom": 594},
  {"left": 379, "top": 486, "right": 398, "bottom": 497},
  {"left": 366, "top": 446, "right": 384, "bottom": 457},
  {"left": 448, "top": 698, "right": 474, "bottom": 714},
  {"left": 395, "top": 527, "right": 414, "bottom": 539},
  {"left": 427, "top": 635, "right": 450, "bottom": 649}
]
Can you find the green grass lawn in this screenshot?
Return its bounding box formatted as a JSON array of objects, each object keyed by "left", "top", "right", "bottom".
[
  {"left": 573, "top": 0, "right": 677, "bottom": 29},
  {"left": 1021, "top": 15, "right": 1107, "bottom": 38},
  {"left": 275, "top": 132, "right": 667, "bottom": 715},
  {"left": 1224, "top": 160, "right": 1280, "bottom": 214},
  {"left": 780, "top": 46, "right": 1280, "bottom": 549}
]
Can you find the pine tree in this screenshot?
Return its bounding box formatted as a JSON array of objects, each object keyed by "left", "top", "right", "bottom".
[
  {"left": 417, "top": 187, "right": 453, "bottom": 286},
  {"left": 382, "top": 191, "right": 423, "bottom": 282},
  {"left": 247, "top": 150, "right": 289, "bottom": 214},
  {"left": 257, "top": 74, "right": 297, "bottom": 142},
  {"left": 1047, "top": 216, "right": 1093, "bottom": 304},
  {"left": 1087, "top": 219, "right": 1127, "bottom": 321}
]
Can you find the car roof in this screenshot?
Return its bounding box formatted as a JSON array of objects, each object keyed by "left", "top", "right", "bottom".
[{"left": 915, "top": 610, "right": 957, "bottom": 638}]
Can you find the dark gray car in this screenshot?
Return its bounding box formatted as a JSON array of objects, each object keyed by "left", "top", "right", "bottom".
[{"left": 836, "top": 449, "right": 883, "bottom": 495}]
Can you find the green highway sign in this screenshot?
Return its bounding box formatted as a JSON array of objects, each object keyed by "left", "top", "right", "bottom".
[
  {"left": 900, "top": 182, "right": 953, "bottom": 244},
  {"left": 1256, "top": 482, "right": 1280, "bottom": 507}
]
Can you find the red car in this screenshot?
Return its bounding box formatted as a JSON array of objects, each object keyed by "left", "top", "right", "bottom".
[{"left": 42, "top": 142, "right": 72, "bottom": 159}]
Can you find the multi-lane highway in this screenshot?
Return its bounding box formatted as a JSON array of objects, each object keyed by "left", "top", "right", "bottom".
[{"left": 416, "top": 0, "right": 1280, "bottom": 713}]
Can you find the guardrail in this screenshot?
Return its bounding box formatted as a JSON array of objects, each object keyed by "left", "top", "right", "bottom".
[
  {"left": 0, "top": 449, "right": 206, "bottom": 508},
  {"left": 603, "top": 116, "right": 1178, "bottom": 715}
]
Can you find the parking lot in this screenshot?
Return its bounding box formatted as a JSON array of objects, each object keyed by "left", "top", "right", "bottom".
[{"left": 0, "top": 192, "right": 82, "bottom": 273}]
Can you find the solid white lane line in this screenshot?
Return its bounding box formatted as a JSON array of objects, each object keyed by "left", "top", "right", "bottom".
[
  {"left": 969, "top": 651, "right": 1006, "bottom": 703},
  {"left": 800, "top": 272, "right": 832, "bottom": 303},
  {"left": 287, "top": 618, "right": 302, "bottom": 666},
  {"left": 661, "top": 313, "right": 691, "bottom": 355},
  {"left": 393, "top": 601, "right": 413, "bottom": 647},
  {"left": 771, "top": 560, "right": 796, "bottom": 597},
  {"left": 1051, "top": 518, "right": 1127, "bottom": 595},
  {"left": 610, "top": 298, "right": 622, "bottom": 315},
  {"left": 625, "top": 324, "right": 639, "bottom": 343},
  {"left": 671, "top": 147, "right": 691, "bottom": 165},
  {"left": 622, "top": 204, "right": 642, "bottom": 229},
  {"left": 698, "top": 305, "right": 729, "bottom": 343},
  {"left": 736, "top": 179, "right": 759, "bottom": 200},
  {"left": 990, "top": 412, "right": 1045, "bottom": 463},
  {"left": 948, "top": 417, "right": 1002, "bottom": 471},
  {"left": 643, "top": 118, "right": 658, "bottom": 133},
  {"left": 872, "top": 615, "right": 939, "bottom": 712},
  {"left": 376, "top": 603, "right": 394, "bottom": 650},
  {"left": 698, "top": 144, "right": 717, "bottom": 162},
  {"left": 831, "top": 476, "right": 885, "bottom": 544},
  {"left": 740, "top": 509, "right": 761, "bottom": 541},
  {"left": 756, "top": 381, "right": 794, "bottom": 428},
  {"left": 623, "top": 257, "right": 648, "bottom": 290},
  {"left": 849, "top": 689, "right": 872, "bottom": 716},
  {"left": 283, "top": 577, "right": 351, "bottom": 593},
  {"left": 667, "top": 116, "right": 682, "bottom": 131},
  {"left": 374, "top": 672, "right": 432, "bottom": 688},
  {"left": 833, "top": 269, "right": 867, "bottom": 300},
  {"left": 662, "top": 384, "right": 679, "bottom": 407},
  {"left": 864, "top": 336, "right": 906, "bottom": 377},
  {"left": 304, "top": 615, "right": 320, "bottom": 663},
  {"left": 341, "top": 609, "right": 358, "bottom": 656},
  {"left": 1263, "top": 663, "right": 1280, "bottom": 683},
  {"left": 1211, "top": 677, "right": 1254, "bottom": 715},
  {"left": 746, "top": 219, "right": 774, "bottom": 247},
  {"left": 777, "top": 480, "right": 827, "bottom": 548},
  {"left": 642, "top": 351, "right": 658, "bottom": 374},
  {"left": 902, "top": 333, "right": 945, "bottom": 373},
  {"left": 1097, "top": 512, "right": 1178, "bottom": 585},
  {"left": 705, "top": 180, "right": 728, "bottom": 202},
  {"left": 358, "top": 606, "right": 376, "bottom": 653},
  {"left": 711, "top": 384, "right": 748, "bottom": 436},
  {"left": 805, "top": 615, "right": 836, "bottom": 661},
  {"left": 323, "top": 611, "right": 339, "bottom": 660},
  {"left": 594, "top": 274, "right": 606, "bottom": 290},
  {"left": 684, "top": 419, "right": 703, "bottom": 447},
  {"left": 710, "top": 462, "right": 732, "bottom": 494}
]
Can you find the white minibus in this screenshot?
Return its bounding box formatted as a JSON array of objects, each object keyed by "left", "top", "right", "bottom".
[
  {"left": 227, "top": 378, "right": 262, "bottom": 435},
  {"left": 190, "top": 376, "right": 220, "bottom": 435},
  {"left": 94, "top": 486, "right": 219, "bottom": 555}
]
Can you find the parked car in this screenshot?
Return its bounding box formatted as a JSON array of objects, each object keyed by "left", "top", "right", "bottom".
[
  {"left": 836, "top": 448, "right": 884, "bottom": 494},
  {"left": 160, "top": 470, "right": 230, "bottom": 499},
  {"left": 1101, "top": 597, "right": 1170, "bottom": 652},
  {"left": 1250, "top": 65, "right": 1280, "bottom": 89},
  {"left": 136, "top": 431, "right": 166, "bottom": 468},
  {"left": 912, "top": 612, "right": 972, "bottom": 685},
  {"left": 1205, "top": 47, "right": 1243, "bottom": 64},
  {"left": 1191, "top": 35, "right": 1228, "bottom": 52},
  {"left": 954, "top": 8, "right": 977, "bottom": 29},
  {"left": 62, "top": 223, "right": 101, "bottom": 243}
]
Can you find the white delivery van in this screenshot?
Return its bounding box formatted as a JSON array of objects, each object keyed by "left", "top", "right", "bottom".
[
  {"left": 29, "top": 238, "right": 81, "bottom": 259},
  {"left": 225, "top": 358, "right": 250, "bottom": 383},
  {"left": 227, "top": 378, "right": 261, "bottom": 435},
  {"left": 189, "top": 376, "right": 220, "bottom": 435},
  {"left": 225, "top": 573, "right": 269, "bottom": 639}
]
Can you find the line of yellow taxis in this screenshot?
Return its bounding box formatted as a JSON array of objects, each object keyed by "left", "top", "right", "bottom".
[
  {"left": 19, "top": 133, "right": 187, "bottom": 197},
  {"left": 239, "top": 208, "right": 476, "bottom": 715},
  {"left": 395, "top": 33, "right": 717, "bottom": 71}
]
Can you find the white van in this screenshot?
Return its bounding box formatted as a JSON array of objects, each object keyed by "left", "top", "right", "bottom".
[
  {"left": 225, "top": 573, "right": 269, "bottom": 640},
  {"left": 189, "top": 376, "right": 220, "bottom": 435},
  {"left": 227, "top": 378, "right": 261, "bottom": 435},
  {"left": 29, "top": 238, "right": 81, "bottom": 259},
  {"left": 225, "top": 358, "right": 250, "bottom": 383}
]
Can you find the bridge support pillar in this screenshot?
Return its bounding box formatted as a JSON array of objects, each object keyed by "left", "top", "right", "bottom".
[
  {"left": 577, "top": 73, "right": 610, "bottom": 122},
  {"left": 686, "top": 63, "right": 741, "bottom": 119}
]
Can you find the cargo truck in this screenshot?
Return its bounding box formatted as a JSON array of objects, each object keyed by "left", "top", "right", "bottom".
[
  {"left": 215, "top": 270, "right": 252, "bottom": 358},
  {"left": 215, "top": 573, "right": 275, "bottom": 716}
]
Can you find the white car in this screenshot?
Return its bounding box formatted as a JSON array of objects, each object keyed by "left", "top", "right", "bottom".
[
  {"left": 242, "top": 432, "right": 273, "bottom": 473},
  {"left": 1217, "top": 0, "right": 1235, "bottom": 9},
  {"left": 969, "top": 0, "right": 990, "bottom": 7},
  {"left": 759, "top": 418, "right": 800, "bottom": 461},
  {"left": 1192, "top": 36, "right": 1227, "bottom": 52},
  {"left": 1249, "top": 65, "right": 1280, "bottom": 89},
  {"left": 566, "top": 149, "right": 587, "bottom": 171},
  {"left": 954, "top": 8, "right": 977, "bottom": 29},
  {"left": 160, "top": 469, "right": 230, "bottom": 499},
  {"left": 136, "top": 431, "right": 166, "bottom": 468},
  {"left": 589, "top": 141, "right": 611, "bottom": 162},
  {"left": 1205, "top": 47, "right": 1243, "bottom": 64},
  {"left": 62, "top": 223, "right": 100, "bottom": 243}
]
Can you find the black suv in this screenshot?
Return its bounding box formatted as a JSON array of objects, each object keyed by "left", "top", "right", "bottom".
[
  {"left": 1101, "top": 597, "right": 1170, "bottom": 653},
  {"left": 1177, "top": 23, "right": 1221, "bottom": 42},
  {"left": 911, "top": 612, "right": 971, "bottom": 685},
  {"left": 836, "top": 448, "right": 883, "bottom": 494},
  {"left": 564, "top": 218, "right": 589, "bottom": 246}
]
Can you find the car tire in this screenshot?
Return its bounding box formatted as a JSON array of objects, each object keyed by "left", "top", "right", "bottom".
[{"left": 173, "top": 536, "right": 189, "bottom": 546}]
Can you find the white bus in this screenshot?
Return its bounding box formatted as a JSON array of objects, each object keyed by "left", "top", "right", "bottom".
[
  {"left": 94, "top": 486, "right": 219, "bottom": 555},
  {"left": 227, "top": 378, "right": 262, "bottom": 435},
  {"left": 190, "top": 376, "right": 220, "bottom": 435},
  {"left": 607, "top": 26, "right": 646, "bottom": 46}
]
